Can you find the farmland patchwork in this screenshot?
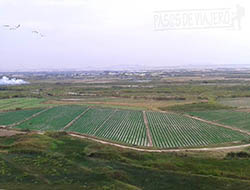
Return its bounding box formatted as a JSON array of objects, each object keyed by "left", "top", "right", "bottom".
[{"left": 1, "top": 106, "right": 248, "bottom": 148}]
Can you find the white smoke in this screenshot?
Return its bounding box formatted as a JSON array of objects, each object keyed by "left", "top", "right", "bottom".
[{"left": 0, "top": 76, "right": 29, "bottom": 86}]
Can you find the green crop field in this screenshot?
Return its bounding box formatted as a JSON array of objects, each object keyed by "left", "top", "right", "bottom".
[
  {"left": 0, "top": 98, "right": 49, "bottom": 111},
  {"left": 2, "top": 105, "right": 248, "bottom": 149},
  {"left": 146, "top": 112, "right": 249, "bottom": 148},
  {"left": 188, "top": 110, "right": 250, "bottom": 132},
  {"left": 66, "top": 108, "right": 148, "bottom": 146},
  {"left": 94, "top": 110, "right": 148, "bottom": 146},
  {"left": 0, "top": 108, "right": 44, "bottom": 126},
  {"left": 15, "top": 106, "right": 87, "bottom": 131},
  {"left": 66, "top": 107, "right": 115, "bottom": 135}
]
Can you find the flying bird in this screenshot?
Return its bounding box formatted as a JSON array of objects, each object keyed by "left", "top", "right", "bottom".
[
  {"left": 9, "top": 24, "right": 21, "bottom": 30},
  {"left": 2, "top": 24, "right": 46, "bottom": 38},
  {"left": 32, "top": 30, "right": 46, "bottom": 38}
]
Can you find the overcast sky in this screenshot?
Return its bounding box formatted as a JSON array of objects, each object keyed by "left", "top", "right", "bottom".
[{"left": 0, "top": 0, "right": 250, "bottom": 71}]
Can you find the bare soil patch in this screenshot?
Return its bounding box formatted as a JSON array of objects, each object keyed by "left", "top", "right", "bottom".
[{"left": 0, "top": 129, "right": 25, "bottom": 137}]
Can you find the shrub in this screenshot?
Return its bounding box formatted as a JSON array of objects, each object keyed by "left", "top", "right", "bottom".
[{"left": 226, "top": 151, "right": 250, "bottom": 159}]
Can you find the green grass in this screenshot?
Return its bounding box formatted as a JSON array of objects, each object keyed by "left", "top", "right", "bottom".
[
  {"left": 0, "top": 108, "right": 44, "bottom": 126},
  {"left": 161, "top": 102, "right": 232, "bottom": 112},
  {"left": 0, "top": 98, "right": 51, "bottom": 111},
  {"left": 219, "top": 97, "right": 250, "bottom": 108},
  {"left": 15, "top": 106, "right": 88, "bottom": 131},
  {"left": 0, "top": 132, "right": 250, "bottom": 189},
  {"left": 81, "top": 103, "right": 146, "bottom": 111},
  {"left": 188, "top": 110, "right": 250, "bottom": 132},
  {"left": 146, "top": 112, "right": 250, "bottom": 148}
]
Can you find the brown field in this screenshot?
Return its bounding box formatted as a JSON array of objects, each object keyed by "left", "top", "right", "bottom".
[{"left": 44, "top": 98, "right": 197, "bottom": 111}]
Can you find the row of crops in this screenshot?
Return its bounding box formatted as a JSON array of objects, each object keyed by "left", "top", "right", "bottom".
[
  {"left": 93, "top": 110, "right": 148, "bottom": 146},
  {"left": 0, "top": 105, "right": 249, "bottom": 148},
  {"left": 66, "top": 108, "right": 115, "bottom": 135},
  {"left": 188, "top": 110, "right": 250, "bottom": 132},
  {"left": 66, "top": 108, "right": 148, "bottom": 146},
  {"left": 146, "top": 112, "right": 249, "bottom": 148}
]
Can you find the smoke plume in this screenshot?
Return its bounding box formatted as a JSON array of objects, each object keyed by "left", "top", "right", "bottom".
[{"left": 0, "top": 76, "right": 29, "bottom": 86}]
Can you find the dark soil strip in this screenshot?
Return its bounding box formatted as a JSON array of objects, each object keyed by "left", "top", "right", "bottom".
[{"left": 143, "top": 111, "right": 153, "bottom": 147}]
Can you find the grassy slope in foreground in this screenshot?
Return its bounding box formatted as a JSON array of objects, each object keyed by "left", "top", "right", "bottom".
[
  {"left": 188, "top": 110, "right": 250, "bottom": 132},
  {"left": 15, "top": 106, "right": 88, "bottom": 131},
  {"left": 0, "top": 132, "right": 250, "bottom": 190}
]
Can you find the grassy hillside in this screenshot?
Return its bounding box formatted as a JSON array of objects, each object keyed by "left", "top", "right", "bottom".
[{"left": 0, "top": 132, "right": 250, "bottom": 190}]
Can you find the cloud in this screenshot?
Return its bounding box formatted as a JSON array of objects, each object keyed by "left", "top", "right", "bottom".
[{"left": 0, "top": 76, "right": 29, "bottom": 85}]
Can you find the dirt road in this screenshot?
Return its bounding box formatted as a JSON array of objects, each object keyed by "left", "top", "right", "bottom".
[
  {"left": 0, "top": 129, "right": 25, "bottom": 137},
  {"left": 143, "top": 111, "right": 153, "bottom": 147}
]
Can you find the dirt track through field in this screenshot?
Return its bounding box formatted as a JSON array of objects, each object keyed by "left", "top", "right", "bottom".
[
  {"left": 70, "top": 133, "right": 250, "bottom": 153},
  {"left": 143, "top": 111, "right": 153, "bottom": 147},
  {"left": 62, "top": 107, "right": 90, "bottom": 131},
  {"left": 0, "top": 129, "right": 26, "bottom": 136}
]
